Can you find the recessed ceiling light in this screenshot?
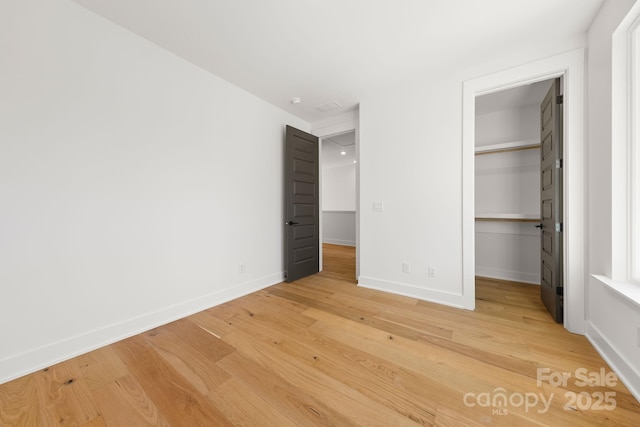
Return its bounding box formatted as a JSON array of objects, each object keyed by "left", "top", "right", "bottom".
[
  {"left": 340, "top": 151, "right": 346, "bottom": 155},
  {"left": 290, "top": 97, "right": 302, "bottom": 105},
  {"left": 353, "top": 160, "right": 357, "bottom": 164}
]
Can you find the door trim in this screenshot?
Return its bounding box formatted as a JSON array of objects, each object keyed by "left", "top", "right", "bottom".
[{"left": 462, "top": 49, "right": 585, "bottom": 334}]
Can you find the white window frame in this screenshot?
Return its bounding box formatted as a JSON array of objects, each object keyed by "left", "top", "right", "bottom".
[
  {"left": 633, "top": 26, "right": 640, "bottom": 284},
  {"left": 612, "top": 2, "right": 640, "bottom": 285}
]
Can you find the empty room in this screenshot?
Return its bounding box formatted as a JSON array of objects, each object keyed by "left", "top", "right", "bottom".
[{"left": 1, "top": 0, "right": 640, "bottom": 425}]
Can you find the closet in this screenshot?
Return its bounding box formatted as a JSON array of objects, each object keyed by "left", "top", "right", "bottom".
[{"left": 474, "top": 80, "right": 553, "bottom": 285}]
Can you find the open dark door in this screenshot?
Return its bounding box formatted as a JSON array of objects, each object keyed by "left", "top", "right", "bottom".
[
  {"left": 539, "top": 79, "right": 563, "bottom": 322},
  {"left": 284, "top": 125, "right": 319, "bottom": 282}
]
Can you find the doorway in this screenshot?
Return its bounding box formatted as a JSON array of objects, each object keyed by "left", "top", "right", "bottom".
[
  {"left": 461, "top": 49, "right": 586, "bottom": 333},
  {"left": 473, "top": 78, "right": 562, "bottom": 320},
  {"left": 320, "top": 131, "right": 357, "bottom": 283}
]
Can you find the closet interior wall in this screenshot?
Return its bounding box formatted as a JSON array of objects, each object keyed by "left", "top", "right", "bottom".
[{"left": 475, "top": 104, "right": 542, "bottom": 284}]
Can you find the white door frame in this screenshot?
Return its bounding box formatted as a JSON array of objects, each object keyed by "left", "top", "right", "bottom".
[{"left": 462, "top": 49, "right": 585, "bottom": 334}]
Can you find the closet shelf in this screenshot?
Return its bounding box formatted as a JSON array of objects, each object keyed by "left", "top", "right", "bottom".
[
  {"left": 475, "top": 139, "right": 540, "bottom": 155},
  {"left": 475, "top": 213, "right": 541, "bottom": 223}
]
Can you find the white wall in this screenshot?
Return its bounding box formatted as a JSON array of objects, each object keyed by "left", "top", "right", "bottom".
[
  {"left": 475, "top": 150, "right": 540, "bottom": 215},
  {"left": 475, "top": 222, "right": 541, "bottom": 283},
  {"left": 475, "top": 106, "right": 541, "bottom": 215},
  {"left": 322, "top": 164, "right": 356, "bottom": 246},
  {"left": 322, "top": 165, "right": 356, "bottom": 211},
  {"left": 475, "top": 162, "right": 541, "bottom": 282},
  {"left": 322, "top": 212, "right": 356, "bottom": 247},
  {"left": 359, "top": 78, "right": 465, "bottom": 305},
  {"left": 358, "top": 31, "right": 586, "bottom": 307},
  {"left": 475, "top": 104, "right": 540, "bottom": 147},
  {"left": 585, "top": 0, "right": 640, "bottom": 400},
  {"left": 0, "top": 0, "right": 308, "bottom": 384},
  {"left": 475, "top": 106, "right": 541, "bottom": 284}
]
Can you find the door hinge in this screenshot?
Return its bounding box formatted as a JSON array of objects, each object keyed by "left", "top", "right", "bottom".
[
  {"left": 556, "top": 286, "right": 564, "bottom": 296},
  {"left": 556, "top": 159, "right": 563, "bottom": 169},
  {"left": 556, "top": 95, "right": 564, "bottom": 104},
  {"left": 555, "top": 222, "right": 563, "bottom": 232}
]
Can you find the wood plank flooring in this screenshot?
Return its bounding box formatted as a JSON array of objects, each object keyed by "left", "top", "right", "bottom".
[{"left": 1, "top": 243, "right": 639, "bottom": 426}]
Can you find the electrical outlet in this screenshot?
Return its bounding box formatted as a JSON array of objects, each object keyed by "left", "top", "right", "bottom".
[
  {"left": 239, "top": 263, "right": 246, "bottom": 274},
  {"left": 373, "top": 201, "right": 384, "bottom": 212},
  {"left": 428, "top": 266, "right": 437, "bottom": 277},
  {"left": 402, "top": 262, "right": 411, "bottom": 273}
]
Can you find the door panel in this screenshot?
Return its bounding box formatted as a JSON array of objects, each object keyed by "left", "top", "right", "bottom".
[
  {"left": 294, "top": 204, "right": 315, "bottom": 217},
  {"left": 293, "top": 225, "right": 315, "bottom": 240},
  {"left": 539, "top": 79, "right": 563, "bottom": 322},
  {"left": 542, "top": 233, "right": 553, "bottom": 255},
  {"left": 542, "top": 168, "right": 552, "bottom": 189},
  {"left": 284, "top": 125, "right": 319, "bottom": 282}
]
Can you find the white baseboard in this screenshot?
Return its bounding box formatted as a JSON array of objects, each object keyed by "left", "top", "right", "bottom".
[
  {"left": 586, "top": 321, "right": 640, "bottom": 403},
  {"left": 323, "top": 238, "right": 356, "bottom": 247},
  {"left": 475, "top": 266, "right": 540, "bottom": 285},
  {"left": 0, "top": 272, "right": 283, "bottom": 385},
  {"left": 357, "top": 276, "right": 465, "bottom": 309}
]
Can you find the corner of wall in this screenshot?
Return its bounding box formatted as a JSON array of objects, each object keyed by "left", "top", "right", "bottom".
[
  {"left": 0, "top": 273, "right": 282, "bottom": 385},
  {"left": 586, "top": 321, "right": 640, "bottom": 403}
]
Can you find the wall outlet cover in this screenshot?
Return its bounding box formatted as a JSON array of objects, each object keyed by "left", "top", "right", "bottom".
[{"left": 402, "top": 262, "right": 411, "bottom": 273}]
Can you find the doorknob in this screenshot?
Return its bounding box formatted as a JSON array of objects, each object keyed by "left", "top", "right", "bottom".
[
  {"left": 535, "top": 224, "right": 543, "bottom": 229},
  {"left": 285, "top": 221, "right": 299, "bottom": 226}
]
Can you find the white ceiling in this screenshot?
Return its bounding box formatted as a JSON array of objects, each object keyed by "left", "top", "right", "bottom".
[
  {"left": 322, "top": 131, "right": 356, "bottom": 169},
  {"left": 71, "top": 0, "right": 604, "bottom": 123}
]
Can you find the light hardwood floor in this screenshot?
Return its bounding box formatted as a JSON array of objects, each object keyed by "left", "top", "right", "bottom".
[{"left": 1, "top": 243, "right": 639, "bottom": 426}]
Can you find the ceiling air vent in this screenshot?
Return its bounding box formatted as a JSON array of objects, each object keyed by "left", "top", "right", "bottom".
[{"left": 316, "top": 100, "right": 342, "bottom": 113}]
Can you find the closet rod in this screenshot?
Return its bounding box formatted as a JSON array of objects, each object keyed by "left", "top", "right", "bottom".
[{"left": 475, "top": 145, "right": 540, "bottom": 156}]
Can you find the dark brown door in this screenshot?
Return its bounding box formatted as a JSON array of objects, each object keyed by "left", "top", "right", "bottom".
[
  {"left": 284, "top": 125, "right": 319, "bottom": 282},
  {"left": 539, "top": 79, "right": 563, "bottom": 322}
]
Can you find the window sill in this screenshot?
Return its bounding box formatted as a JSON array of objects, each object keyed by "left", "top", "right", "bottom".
[{"left": 592, "top": 275, "right": 640, "bottom": 308}]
